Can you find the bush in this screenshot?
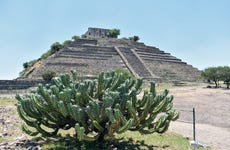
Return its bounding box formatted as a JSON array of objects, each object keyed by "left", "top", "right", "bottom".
[
  {"left": 108, "top": 29, "right": 120, "bottom": 38},
  {"left": 63, "top": 40, "right": 72, "bottom": 46},
  {"left": 23, "top": 60, "right": 37, "bottom": 69},
  {"left": 114, "top": 68, "right": 134, "bottom": 82},
  {"left": 16, "top": 70, "right": 179, "bottom": 142},
  {"left": 72, "top": 35, "right": 80, "bottom": 40},
  {"left": 129, "top": 36, "right": 140, "bottom": 42},
  {"left": 42, "top": 71, "right": 56, "bottom": 81},
  {"left": 50, "top": 42, "right": 63, "bottom": 53}
]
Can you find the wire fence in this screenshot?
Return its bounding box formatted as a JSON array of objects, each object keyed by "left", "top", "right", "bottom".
[
  {"left": 174, "top": 107, "right": 199, "bottom": 149},
  {"left": 174, "top": 108, "right": 194, "bottom": 124}
]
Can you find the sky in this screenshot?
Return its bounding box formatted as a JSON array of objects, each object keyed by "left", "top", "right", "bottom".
[{"left": 0, "top": 0, "right": 229, "bottom": 79}]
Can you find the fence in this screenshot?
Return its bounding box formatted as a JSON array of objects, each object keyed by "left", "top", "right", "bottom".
[{"left": 175, "top": 107, "right": 199, "bottom": 149}]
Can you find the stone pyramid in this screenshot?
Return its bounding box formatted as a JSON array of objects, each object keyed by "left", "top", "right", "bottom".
[{"left": 25, "top": 28, "right": 200, "bottom": 82}]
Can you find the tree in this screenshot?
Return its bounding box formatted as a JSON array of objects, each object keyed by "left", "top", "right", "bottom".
[
  {"left": 201, "top": 67, "right": 221, "bottom": 87},
  {"left": 108, "top": 29, "right": 120, "bottom": 38},
  {"left": 23, "top": 62, "right": 29, "bottom": 69},
  {"left": 72, "top": 35, "right": 80, "bottom": 40},
  {"left": 16, "top": 70, "right": 179, "bottom": 143},
  {"left": 220, "top": 66, "right": 230, "bottom": 89},
  {"left": 50, "top": 42, "right": 63, "bottom": 53}
]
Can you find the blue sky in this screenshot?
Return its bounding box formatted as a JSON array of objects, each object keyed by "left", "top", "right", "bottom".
[{"left": 0, "top": 0, "right": 229, "bottom": 79}]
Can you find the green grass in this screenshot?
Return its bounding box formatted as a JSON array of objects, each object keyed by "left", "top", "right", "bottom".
[
  {"left": 0, "top": 97, "right": 17, "bottom": 106},
  {"left": 39, "top": 131, "right": 212, "bottom": 150},
  {"left": 116, "top": 131, "right": 188, "bottom": 150}
]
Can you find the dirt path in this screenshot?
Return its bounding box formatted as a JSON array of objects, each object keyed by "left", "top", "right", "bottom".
[{"left": 168, "top": 86, "right": 230, "bottom": 150}]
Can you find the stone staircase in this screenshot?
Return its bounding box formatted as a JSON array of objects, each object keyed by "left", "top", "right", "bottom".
[{"left": 115, "top": 47, "right": 158, "bottom": 80}]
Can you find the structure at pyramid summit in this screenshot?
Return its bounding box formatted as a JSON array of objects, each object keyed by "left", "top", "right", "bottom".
[{"left": 23, "top": 27, "right": 200, "bottom": 82}]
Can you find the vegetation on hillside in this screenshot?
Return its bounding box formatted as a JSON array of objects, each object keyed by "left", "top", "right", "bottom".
[
  {"left": 121, "top": 35, "right": 140, "bottom": 42},
  {"left": 20, "top": 59, "right": 37, "bottom": 76},
  {"left": 129, "top": 35, "right": 140, "bottom": 42},
  {"left": 20, "top": 35, "right": 80, "bottom": 77},
  {"left": 42, "top": 71, "right": 57, "bottom": 81},
  {"left": 201, "top": 66, "right": 230, "bottom": 89},
  {"left": 16, "top": 70, "right": 179, "bottom": 143}
]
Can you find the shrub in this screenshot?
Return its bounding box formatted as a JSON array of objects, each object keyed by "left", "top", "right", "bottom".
[
  {"left": 23, "top": 60, "right": 37, "bottom": 69},
  {"left": 63, "top": 40, "right": 72, "bottom": 46},
  {"left": 16, "top": 70, "right": 179, "bottom": 142},
  {"left": 129, "top": 36, "right": 140, "bottom": 42},
  {"left": 42, "top": 71, "right": 56, "bottom": 81},
  {"left": 114, "top": 68, "right": 134, "bottom": 82},
  {"left": 50, "top": 42, "right": 63, "bottom": 53},
  {"left": 72, "top": 35, "right": 80, "bottom": 40},
  {"left": 108, "top": 29, "right": 120, "bottom": 38}
]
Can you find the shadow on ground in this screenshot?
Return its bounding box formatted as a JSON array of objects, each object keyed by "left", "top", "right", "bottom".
[{"left": 16, "top": 135, "right": 162, "bottom": 150}]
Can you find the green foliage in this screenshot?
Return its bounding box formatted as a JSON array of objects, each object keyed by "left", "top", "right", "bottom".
[
  {"left": 114, "top": 68, "right": 134, "bottom": 82},
  {"left": 16, "top": 70, "right": 179, "bottom": 142},
  {"left": 42, "top": 71, "right": 57, "bottom": 81},
  {"left": 20, "top": 34, "right": 79, "bottom": 76},
  {"left": 129, "top": 36, "right": 140, "bottom": 42},
  {"left": 133, "top": 36, "right": 140, "bottom": 42},
  {"left": 201, "top": 67, "right": 221, "bottom": 87},
  {"left": 40, "top": 50, "right": 52, "bottom": 60},
  {"left": 201, "top": 66, "right": 230, "bottom": 88},
  {"left": 108, "top": 29, "right": 120, "bottom": 38},
  {"left": 25, "top": 60, "right": 37, "bottom": 69},
  {"left": 20, "top": 59, "right": 37, "bottom": 76},
  {"left": 50, "top": 42, "right": 63, "bottom": 53},
  {"left": 63, "top": 40, "right": 72, "bottom": 46},
  {"left": 72, "top": 35, "right": 80, "bottom": 40},
  {"left": 219, "top": 66, "right": 230, "bottom": 89},
  {"left": 40, "top": 42, "right": 63, "bottom": 60}
]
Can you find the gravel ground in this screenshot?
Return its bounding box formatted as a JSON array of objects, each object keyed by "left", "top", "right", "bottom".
[{"left": 168, "top": 86, "right": 230, "bottom": 150}]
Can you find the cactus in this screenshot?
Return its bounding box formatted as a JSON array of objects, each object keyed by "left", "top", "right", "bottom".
[{"left": 16, "top": 70, "right": 179, "bottom": 142}]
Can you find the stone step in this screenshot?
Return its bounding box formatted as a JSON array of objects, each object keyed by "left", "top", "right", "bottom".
[
  {"left": 136, "top": 51, "right": 174, "bottom": 58},
  {"left": 56, "top": 54, "right": 110, "bottom": 60},
  {"left": 144, "top": 58, "right": 186, "bottom": 64},
  {"left": 46, "top": 62, "right": 89, "bottom": 67},
  {"left": 70, "top": 39, "right": 97, "bottom": 46},
  {"left": 0, "top": 80, "right": 46, "bottom": 90},
  {"left": 59, "top": 51, "right": 114, "bottom": 57},
  {"left": 68, "top": 45, "right": 116, "bottom": 52},
  {"left": 141, "top": 56, "right": 182, "bottom": 62},
  {"left": 118, "top": 47, "right": 153, "bottom": 78},
  {"left": 135, "top": 47, "right": 166, "bottom": 54}
]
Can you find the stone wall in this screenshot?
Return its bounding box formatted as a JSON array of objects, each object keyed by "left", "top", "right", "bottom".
[
  {"left": 85, "top": 27, "right": 110, "bottom": 38},
  {"left": 0, "top": 80, "right": 47, "bottom": 90}
]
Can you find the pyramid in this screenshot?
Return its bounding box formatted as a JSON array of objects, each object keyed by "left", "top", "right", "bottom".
[{"left": 24, "top": 28, "right": 200, "bottom": 82}]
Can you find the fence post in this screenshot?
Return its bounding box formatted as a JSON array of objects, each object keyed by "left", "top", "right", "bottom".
[{"left": 193, "top": 107, "right": 196, "bottom": 141}]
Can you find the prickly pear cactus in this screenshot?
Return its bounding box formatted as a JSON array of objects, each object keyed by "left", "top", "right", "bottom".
[{"left": 16, "top": 70, "right": 179, "bottom": 141}]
